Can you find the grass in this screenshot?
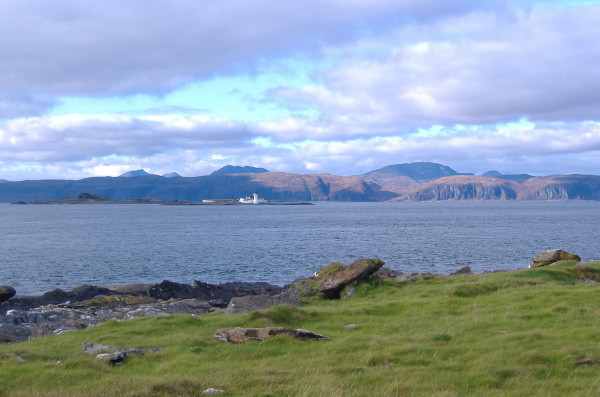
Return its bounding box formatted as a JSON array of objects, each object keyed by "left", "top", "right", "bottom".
[{"left": 1, "top": 261, "right": 599, "bottom": 396}]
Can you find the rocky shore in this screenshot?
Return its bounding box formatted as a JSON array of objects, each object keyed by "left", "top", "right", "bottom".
[
  {"left": 0, "top": 251, "right": 581, "bottom": 344},
  {"left": 0, "top": 280, "right": 283, "bottom": 343}
]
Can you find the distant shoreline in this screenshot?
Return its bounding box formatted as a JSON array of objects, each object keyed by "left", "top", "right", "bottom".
[{"left": 11, "top": 193, "right": 314, "bottom": 206}]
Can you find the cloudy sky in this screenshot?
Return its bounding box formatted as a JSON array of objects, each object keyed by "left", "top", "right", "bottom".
[{"left": 1, "top": 0, "right": 599, "bottom": 180}]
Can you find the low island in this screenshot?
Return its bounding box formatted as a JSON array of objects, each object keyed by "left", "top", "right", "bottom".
[{"left": 12, "top": 192, "right": 313, "bottom": 205}]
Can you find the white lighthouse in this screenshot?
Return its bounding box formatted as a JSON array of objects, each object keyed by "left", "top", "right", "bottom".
[{"left": 239, "top": 192, "right": 267, "bottom": 204}]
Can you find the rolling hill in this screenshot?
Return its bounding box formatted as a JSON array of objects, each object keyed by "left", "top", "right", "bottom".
[{"left": 0, "top": 162, "right": 598, "bottom": 202}]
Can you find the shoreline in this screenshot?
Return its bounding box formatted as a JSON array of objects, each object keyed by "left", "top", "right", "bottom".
[
  {"left": 0, "top": 250, "right": 584, "bottom": 343},
  {"left": 0, "top": 263, "right": 483, "bottom": 344}
]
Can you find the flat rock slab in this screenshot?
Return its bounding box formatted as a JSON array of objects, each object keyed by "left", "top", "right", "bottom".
[
  {"left": 530, "top": 249, "right": 581, "bottom": 268},
  {"left": 224, "top": 295, "right": 303, "bottom": 314},
  {"left": 318, "top": 258, "right": 384, "bottom": 299},
  {"left": 83, "top": 342, "right": 161, "bottom": 364},
  {"left": 214, "top": 327, "right": 330, "bottom": 343}
]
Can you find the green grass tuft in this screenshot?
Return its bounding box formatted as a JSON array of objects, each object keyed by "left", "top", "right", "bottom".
[{"left": 246, "top": 305, "right": 320, "bottom": 327}]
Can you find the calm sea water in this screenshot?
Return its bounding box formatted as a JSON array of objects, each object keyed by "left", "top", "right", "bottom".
[{"left": 1, "top": 201, "right": 599, "bottom": 296}]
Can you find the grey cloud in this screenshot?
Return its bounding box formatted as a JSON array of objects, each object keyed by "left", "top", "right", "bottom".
[
  {"left": 0, "top": 95, "right": 56, "bottom": 118},
  {"left": 0, "top": 0, "right": 504, "bottom": 116},
  {"left": 0, "top": 115, "right": 254, "bottom": 162}
]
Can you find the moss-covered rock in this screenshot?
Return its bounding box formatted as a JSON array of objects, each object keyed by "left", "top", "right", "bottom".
[
  {"left": 530, "top": 249, "right": 581, "bottom": 268},
  {"left": 0, "top": 286, "right": 16, "bottom": 303},
  {"left": 281, "top": 262, "right": 344, "bottom": 300},
  {"left": 318, "top": 258, "right": 385, "bottom": 299}
]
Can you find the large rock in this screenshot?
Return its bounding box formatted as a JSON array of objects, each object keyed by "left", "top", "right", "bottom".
[
  {"left": 82, "top": 342, "right": 161, "bottom": 365},
  {"left": 213, "top": 327, "right": 330, "bottom": 343},
  {"left": 224, "top": 295, "right": 303, "bottom": 314},
  {"left": 280, "top": 262, "right": 345, "bottom": 299},
  {"left": 192, "top": 281, "right": 283, "bottom": 306},
  {"left": 103, "top": 284, "right": 153, "bottom": 295},
  {"left": 318, "top": 258, "right": 385, "bottom": 299},
  {"left": 148, "top": 280, "right": 195, "bottom": 300},
  {"left": 147, "top": 280, "right": 283, "bottom": 305},
  {"left": 0, "top": 286, "right": 16, "bottom": 303},
  {"left": 450, "top": 266, "right": 473, "bottom": 275},
  {"left": 41, "top": 285, "right": 118, "bottom": 304},
  {"left": 530, "top": 249, "right": 581, "bottom": 268}
]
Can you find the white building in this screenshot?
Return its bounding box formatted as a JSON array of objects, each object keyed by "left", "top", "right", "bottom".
[{"left": 239, "top": 192, "right": 267, "bottom": 204}]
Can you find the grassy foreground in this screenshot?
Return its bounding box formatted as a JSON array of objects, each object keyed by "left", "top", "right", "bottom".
[{"left": 1, "top": 261, "right": 599, "bottom": 396}]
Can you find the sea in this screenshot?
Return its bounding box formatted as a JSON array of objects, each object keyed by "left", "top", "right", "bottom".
[{"left": 1, "top": 201, "right": 599, "bottom": 296}]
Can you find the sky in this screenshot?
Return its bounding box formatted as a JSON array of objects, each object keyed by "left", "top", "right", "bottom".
[{"left": 1, "top": 0, "right": 599, "bottom": 180}]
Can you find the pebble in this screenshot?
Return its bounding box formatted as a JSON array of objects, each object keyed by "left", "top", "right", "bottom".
[{"left": 202, "top": 388, "right": 225, "bottom": 394}]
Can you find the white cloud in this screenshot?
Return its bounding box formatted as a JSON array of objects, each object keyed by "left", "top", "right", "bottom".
[
  {"left": 0, "top": 1, "right": 599, "bottom": 180},
  {"left": 269, "top": 4, "right": 600, "bottom": 134}
]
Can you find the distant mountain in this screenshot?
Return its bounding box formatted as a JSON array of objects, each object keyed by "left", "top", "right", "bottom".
[
  {"left": 0, "top": 172, "right": 396, "bottom": 203},
  {"left": 211, "top": 165, "right": 269, "bottom": 175},
  {"left": 162, "top": 172, "right": 182, "bottom": 178},
  {"left": 482, "top": 171, "right": 534, "bottom": 180},
  {"left": 360, "top": 162, "right": 466, "bottom": 190},
  {"left": 363, "top": 162, "right": 458, "bottom": 180},
  {"left": 119, "top": 169, "right": 154, "bottom": 178},
  {"left": 0, "top": 164, "right": 599, "bottom": 202}
]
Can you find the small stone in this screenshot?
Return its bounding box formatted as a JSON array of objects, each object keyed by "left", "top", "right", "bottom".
[
  {"left": 343, "top": 324, "right": 358, "bottom": 331},
  {"left": 225, "top": 295, "right": 302, "bottom": 315},
  {"left": 202, "top": 388, "right": 225, "bottom": 394},
  {"left": 83, "top": 342, "right": 117, "bottom": 355},
  {"left": 214, "top": 327, "right": 330, "bottom": 343},
  {"left": 575, "top": 358, "right": 599, "bottom": 366},
  {"left": 96, "top": 351, "right": 129, "bottom": 364}
]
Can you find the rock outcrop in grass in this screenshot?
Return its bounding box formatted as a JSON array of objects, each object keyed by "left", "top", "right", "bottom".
[
  {"left": 529, "top": 248, "right": 581, "bottom": 267},
  {"left": 213, "top": 327, "right": 330, "bottom": 343}
]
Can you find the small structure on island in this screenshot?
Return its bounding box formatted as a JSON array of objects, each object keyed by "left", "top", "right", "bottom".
[{"left": 239, "top": 192, "right": 267, "bottom": 204}]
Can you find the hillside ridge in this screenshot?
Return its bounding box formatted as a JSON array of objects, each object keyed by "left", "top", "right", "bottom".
[{"left": 1, "top": 162, "right": 599, "bottom": 202}]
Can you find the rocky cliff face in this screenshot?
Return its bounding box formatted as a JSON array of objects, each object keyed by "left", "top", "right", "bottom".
[
  {"left": 399, "top": 176, "right": 519, "bottom": 201},
  {"left": 408, "top": 184, "right": 517, "bottom": 201},
  {"left": 396, "top": 175, "right": 600, "bottom": 201},
  {"left": 519, "top": 175, "right": 600, "bottom": 200}
]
